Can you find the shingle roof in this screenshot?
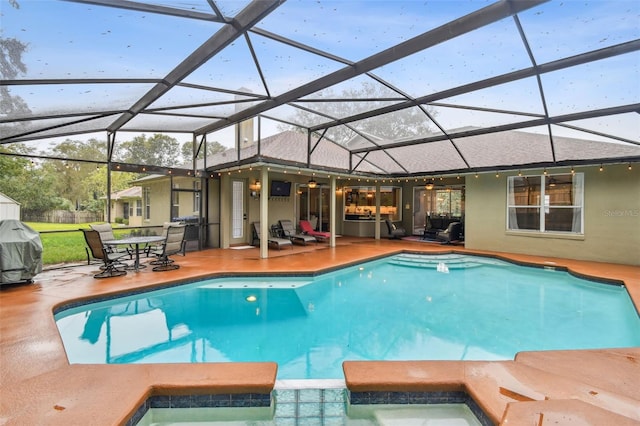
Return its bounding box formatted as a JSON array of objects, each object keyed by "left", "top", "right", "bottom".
[
  {"left": 109, "top": 186, "right": 142, "bottom": 200},
  {"left": 202, "top": 129, "right": 639, "bottom": 176}
]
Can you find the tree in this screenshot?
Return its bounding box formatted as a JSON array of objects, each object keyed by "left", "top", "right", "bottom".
[
  {"left": 0, "top": 146, "right": 65, "bottom": 213},
  {"left": 280, "top": 81, "right": 436, "bottom": 145},
  {"left": 117, "top": 134, "right": 181, "bottom": 167},
  {"left": 0, "top": 144, "right": 32, "bottom": 177},
  {"left": 181, "top": 140, "right": 226, "bottom": 163},
  {"left": 40, "top": 138, "right": 107, "bottom": 210},
  {"left": 1, "top": 1, "right": 32, "bottom": 134},
  {"left": 82, "top": 167, "right": 138, "bottom": 213}
]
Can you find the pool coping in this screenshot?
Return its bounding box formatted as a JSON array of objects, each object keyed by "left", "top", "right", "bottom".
[{"left": 1, "top": 242, "right": 638, "bottom": 425}]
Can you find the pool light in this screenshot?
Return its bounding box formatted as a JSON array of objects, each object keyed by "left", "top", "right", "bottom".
[{"left": 246, "top": 295, "right": 257, "bottom": 302}]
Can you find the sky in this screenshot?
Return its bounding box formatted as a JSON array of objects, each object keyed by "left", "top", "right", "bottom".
[{"left": 1, "top": 0, "right": 638, "bottom": 150}]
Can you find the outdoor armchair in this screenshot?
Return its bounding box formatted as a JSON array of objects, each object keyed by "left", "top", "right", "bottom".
[
  {"left": 385, "top": 219, "right": 406, "bottom": 239},
  {"left": 150, "top": 225, "right": 186, "bottom": 271},
  {"left": 82, "top": 229, "right": 128, "bottom": 278}
]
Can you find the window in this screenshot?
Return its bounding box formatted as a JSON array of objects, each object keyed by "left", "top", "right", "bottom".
[
  {"left": 172, "top": 184, "right": 180, "bottom": 219},
  {"left": 193, "top": 180, "right": 200, "bottom": 213},
  {"left": 343, "top": 186, "right": 401, "bottom": 221},
  {"left": 143, "top": 187, "right": 151, "bottom": 220},
  {"left": 413, "top": 186, "right": 464, "bottom": 231},
  {"left": 136, "top": 199, "right": 142, "bottom": 217},
  {"left": 420, "top": 187, "right": 463, "bottom": 217},
  {"left": 507, "top": 173, "right": 583, "bottom": 233}
]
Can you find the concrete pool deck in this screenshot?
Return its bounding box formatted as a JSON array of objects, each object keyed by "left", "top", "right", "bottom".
[{"left": 1, "top": 237, "right": 638, "bottom": 425}]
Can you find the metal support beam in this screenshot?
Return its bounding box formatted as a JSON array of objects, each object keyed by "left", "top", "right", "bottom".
[
  {"left": 311, "top": 39, "right": 640, "bottom": 133},
  {"left": 63, "top": 0, "right": 223, "bottom": 22},
  {"left": 107, "top": 0, "right": 284, "bottom": 133},
  {"left": 350, "top": 103, "right": 640, "bottom": 155},
  {"left": 196, "top": 0, "right": 547, "bottom": 136}
]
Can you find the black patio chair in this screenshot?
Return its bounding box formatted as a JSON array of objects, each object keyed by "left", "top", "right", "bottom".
[
  {"left": 436, "top": 222, "right": 463, "bottom": 244},
  {"left": 385, "top": 219, "right": 406, "bottom": 239}
]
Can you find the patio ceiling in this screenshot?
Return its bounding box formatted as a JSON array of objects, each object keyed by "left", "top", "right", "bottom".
[{"left": 1, "top": 0, "right": 639, "bottom": 177}]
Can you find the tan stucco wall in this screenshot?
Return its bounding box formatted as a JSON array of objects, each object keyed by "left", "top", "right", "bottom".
[
  {"left": 109, "top": 199, "right": 143, "bottom": 226},
  {"left": 251, "top": 174, "right": 298, "bottom": 239},
  {"left": 465, "top": 164, "right": 640, "bottom": 266},
  {"left": 144, "top": 180, "right": 172, "bottom": 226},
  {"left": 144, "top": 176, "right": 202, "bottom": 225}
]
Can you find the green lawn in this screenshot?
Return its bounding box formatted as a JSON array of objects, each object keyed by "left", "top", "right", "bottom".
[{"left": 26, "top": 222, "right": 131, "bottom": 266}]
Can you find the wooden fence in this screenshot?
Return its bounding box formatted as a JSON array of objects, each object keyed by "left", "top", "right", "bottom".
[{"left": 22, "top": 210, "right": 103, "bottom": 224}]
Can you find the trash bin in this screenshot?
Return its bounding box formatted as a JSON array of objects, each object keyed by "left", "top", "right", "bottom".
[{"left": 0, "top": 220, "right": 43, "bottom": 285}]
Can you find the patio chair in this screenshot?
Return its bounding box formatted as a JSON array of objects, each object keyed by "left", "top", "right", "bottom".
[
  {"left": 299, "top": 220, "right": 331, "bottom": 241},
  {"left": 90, "top": 223, "right": 131, "bottom": 257},
  {"left": 436, "top": 222, "right": 463, "bottom": 244},
  {"left": 421, "top": 214, "right": 439, "bottom": 240},
  {"left": 252, "top": 222, "right": 292, "bottom": 250},
  {"left": 82, "top": 229, "right": 128, "bottom": 278},
  {"left": 145, "top": 221, "right": 181, "bottom": 259},
  {"left": 150, "top": 225, "right": 186, "bottom": 271},
  {"left": 278, "top": 219, "right": 316, "bottom": 245},
  {"left": 385, "top": 219, "right": 406, "bottom": 239}
]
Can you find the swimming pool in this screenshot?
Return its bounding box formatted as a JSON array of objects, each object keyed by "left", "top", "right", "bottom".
[{"left": 55, "top": 253, "right": 640, "bottom": 379}]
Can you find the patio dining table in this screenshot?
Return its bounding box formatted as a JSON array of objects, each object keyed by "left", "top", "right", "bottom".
[{"left": 104, "top": 235, "right": 165, "bottom": 272}]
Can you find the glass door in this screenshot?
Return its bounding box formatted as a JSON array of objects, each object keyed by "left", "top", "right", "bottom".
[
  {"left": 230, "top": 179, "right": 247, "bottom": 245},
  {"left": 297, "top": 185, "right": 330, "bottom": 231}
]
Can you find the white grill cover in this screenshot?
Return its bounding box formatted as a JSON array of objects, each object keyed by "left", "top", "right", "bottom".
[{"left": 0, "top": 220, "right": 43, "bottom": 284}]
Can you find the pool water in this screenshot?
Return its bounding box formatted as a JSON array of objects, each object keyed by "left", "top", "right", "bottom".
[
  {"left": 55, "top": 254, "right": 640, "bottom": 379},
  {"left": 137, "top": 388, "right": 484, "bottom": 426}
]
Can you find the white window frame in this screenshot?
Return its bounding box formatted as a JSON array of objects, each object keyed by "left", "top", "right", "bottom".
[
  {"left": 143, "top": 187, "right": 151, "bottom": 221},
  {"left": 507, "top": 173, "right": 584, "bottom": 234},
  {"left": 193, "top": 180, "right": 200, "bottom": 213},
  {"left": 232, "top": 180, "right": 244, "bottom": 239}
]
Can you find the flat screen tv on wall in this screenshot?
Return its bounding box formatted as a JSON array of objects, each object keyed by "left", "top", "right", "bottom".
[{"left": 270, "top": 180, "right": 291, "bottom": 197}]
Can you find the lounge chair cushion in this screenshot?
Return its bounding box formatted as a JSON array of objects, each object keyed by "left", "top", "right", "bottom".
[
  {"left": 299, "top": 220, "right": 330, "bottom": 240},
  {"left": 279, "top": 220, "right": 316, "bottom": 245},
  {"left": 252, "top": 222, "right": 292, "bottom": 250}
]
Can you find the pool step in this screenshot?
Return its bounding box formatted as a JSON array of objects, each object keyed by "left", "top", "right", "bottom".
[
  {"left": 373, "top": 405, "right": 482, "bottom": 426},
  {"left": 389, "top": 254, "right": 503, "bottom": 270}
]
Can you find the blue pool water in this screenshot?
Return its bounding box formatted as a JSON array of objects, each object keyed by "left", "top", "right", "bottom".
[{"left": 55, "top": 254, "right": 640, "bottom": 379}]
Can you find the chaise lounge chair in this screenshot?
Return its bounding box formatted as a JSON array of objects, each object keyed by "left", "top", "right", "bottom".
[
  {"left": 385, "top": 219, "right": 406, "bottom": 239},
  {"left": 252, "top": 222, "right": 293, "bottom": 250},
  {"left": 299, "top": 220, "right": 330, "bottom": 241},
  {"left": 278, "top": 219, "right": 317, "bottom": 245}
]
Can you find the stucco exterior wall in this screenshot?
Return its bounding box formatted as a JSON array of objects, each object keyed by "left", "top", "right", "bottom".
[
  {"left": 143, "top": 180, "right": 172, "bottom": 226},
  {"left": 109, "top": 199, "right": 143, "bottom": 226},
  {"left": 465, "top": 164, "right": 640, "bottom": 266}
]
